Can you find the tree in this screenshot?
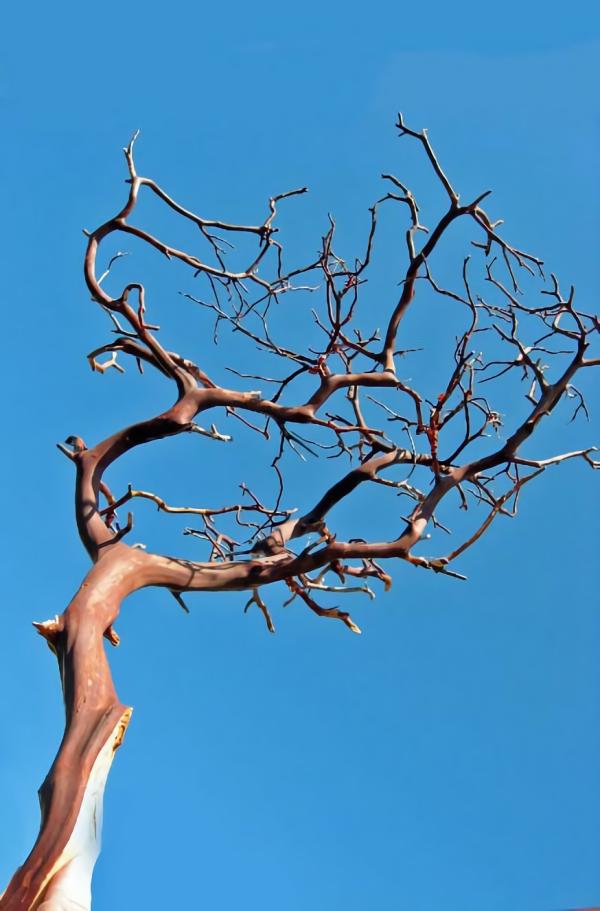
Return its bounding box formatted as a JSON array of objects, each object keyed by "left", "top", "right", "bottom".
[{"left": 1, "top": 115, "right": 597, "bottom": 910}]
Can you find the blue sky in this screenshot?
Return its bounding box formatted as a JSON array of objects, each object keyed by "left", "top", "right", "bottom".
[{"left": 1, "top": 2, "right": 599, "bottom": 909}]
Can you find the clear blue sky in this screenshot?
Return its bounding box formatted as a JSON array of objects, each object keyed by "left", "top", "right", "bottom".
[{"left": 1, "top": 3, "right": 599, "bottom": 909}]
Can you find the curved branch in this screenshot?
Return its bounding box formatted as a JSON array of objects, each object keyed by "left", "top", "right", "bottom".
[{"left": 4, "top": 116, "right": 598, "bottom": 911}]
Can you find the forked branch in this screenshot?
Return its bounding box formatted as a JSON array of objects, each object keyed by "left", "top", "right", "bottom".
[{"left": 2, "top": 116, "right": 597, "bottom": 911}]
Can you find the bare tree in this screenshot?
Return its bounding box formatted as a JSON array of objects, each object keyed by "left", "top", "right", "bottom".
[{"left": 1, "top": 116, "right": 597, "bottom": 910}]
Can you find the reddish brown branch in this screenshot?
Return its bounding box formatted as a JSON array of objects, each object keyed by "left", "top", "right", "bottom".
[{"left": 3, "top": 115, "right": 598, "bottom": 909}]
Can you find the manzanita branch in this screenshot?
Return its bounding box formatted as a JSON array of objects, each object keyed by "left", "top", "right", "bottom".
[{"left": 2, "top": 116, "right": 597, "bottom": 910}]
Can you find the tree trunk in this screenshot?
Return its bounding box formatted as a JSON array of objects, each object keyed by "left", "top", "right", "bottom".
[{"left": 0, "top": 565, "right": 133, "bottom": 911}]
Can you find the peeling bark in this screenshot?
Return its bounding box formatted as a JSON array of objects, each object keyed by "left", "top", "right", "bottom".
[
  {"left": 33, "top": 710, "right": 131, "bottom": 911},
  {"left": 0, "top": 554, "right": 139, "bottom": 910}
]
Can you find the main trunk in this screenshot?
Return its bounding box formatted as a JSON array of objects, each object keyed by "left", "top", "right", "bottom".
[{"left": 0, "top": 558, "right": 137, "bottom": 910}]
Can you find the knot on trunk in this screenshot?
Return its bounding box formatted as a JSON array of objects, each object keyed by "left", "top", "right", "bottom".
[{"left": 32, "top": 616, "right": 64, "bottom": 654}]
